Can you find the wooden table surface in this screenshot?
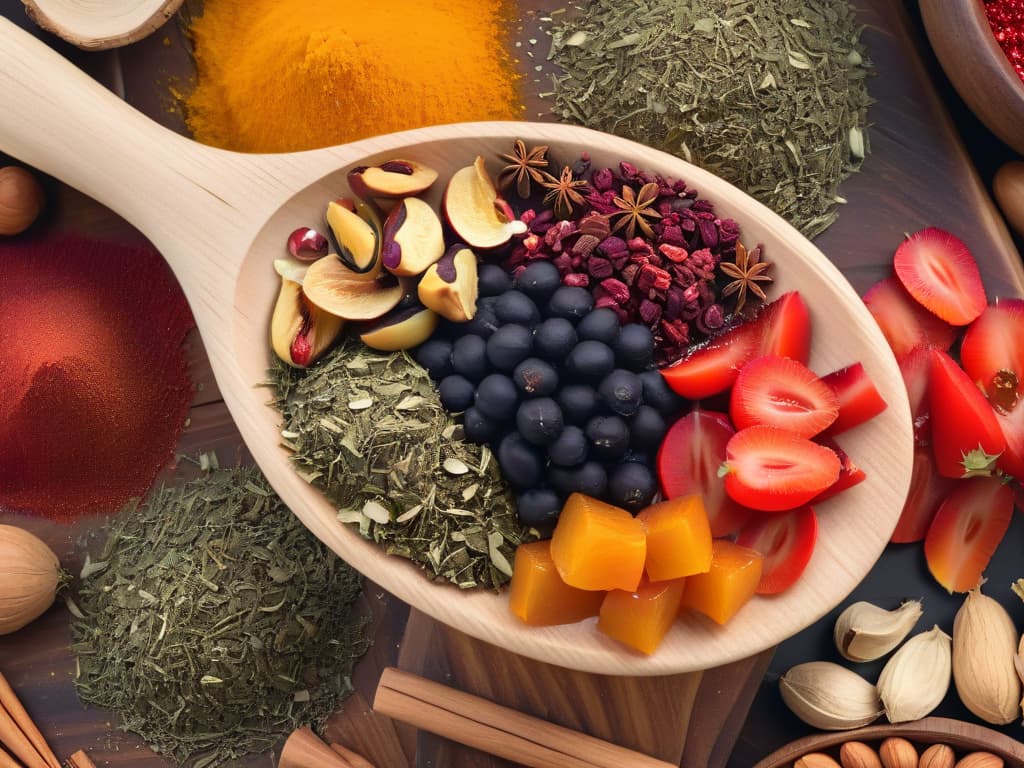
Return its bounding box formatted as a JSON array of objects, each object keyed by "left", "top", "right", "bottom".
[{"left": 1, "top": 1, "right": 1024, "bottom": 767}]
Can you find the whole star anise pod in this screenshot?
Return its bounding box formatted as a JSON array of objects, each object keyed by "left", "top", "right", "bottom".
[
  {"left": 497, "top": 139, "right": 549, "bottom": 198},
  {"left": 720, "top": 242, "right": 773, "bottom": 314},
  {"left": 610, "top": 181, "right": 662, "bottom": 240},
  {"left": 539, "top": 166, "right": 589, "bottom": 220}
]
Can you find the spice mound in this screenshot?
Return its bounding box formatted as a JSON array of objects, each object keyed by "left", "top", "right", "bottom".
[
  {"left": 69, "top": 465, "right": 369, "bottom": 767},
  {"left": 0, "top": 233, "right": 194, "bottom": 522},
  {"left": 271, "top": 337, "right": 531, "bottom": 591},
  {"left": 548, "top": 0, "right": 873, "bottom": 239},
  {"left": 184, "top": 0, "right": 524, "bottom": 152}
]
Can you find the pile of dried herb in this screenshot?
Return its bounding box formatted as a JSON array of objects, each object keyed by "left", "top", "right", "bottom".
[
  {"left": 270, "top": 337, "right": 531, "bottom": 591},
  {"left": 546, "top": 0, "right": 873, "bottom": 239},
  {"left": 68, "top": 465, "right": 368, "bottom": 768}
]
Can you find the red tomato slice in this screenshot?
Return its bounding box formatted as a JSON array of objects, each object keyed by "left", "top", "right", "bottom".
[
  {"left": 994, "top": 403, "right": 1024, "bottom": 481},
  {"left": 736, "top": 506, "right": 818, "bottom": 595},
  {"left": 812, "top": 438, "right": 867, "bottom": 503},
  {"left": 660, "top": 292, "right": 810, "bottom": 399},
  {"left": 820, "top": 362, "right": 887, "bottom": 437},
  {"left": 721, "top": 426, "right": 840, "bottom": 512},
  {"left": 890, "top": 446, "right": 956, "bottom": 544},
  {"left": 657, "top": 409, "right": 752, "bottom": 537},
  {"left": 899, "top": 345, "right": 933, "bottom": 446},
  {"left": 924, "top": 476, "right": 1014, "bottom": 593},
  {"left": 863, "top": 277, "right": 956, "bottom": 360},
  {"left": 893, "top": 227, "right": 987, "bottom": 326},
  {"left": 960, "top": 298, "right": 1024, "bottom": 410},
  {"left": 928, "top": 348, "right": 1006, "bottom": 478},
  {"left": 730, "top": 355, "right": 839, "bottom": 438}
]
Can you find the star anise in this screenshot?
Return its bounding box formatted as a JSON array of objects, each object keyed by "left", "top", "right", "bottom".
[
  {"left": 539, "top": 166, "right": 589, "bottom": 220},
  {"left": 720, "top": 242, "right": 773, "bottom": 314},
  {"left": 610, "top": 182, "right": 662, "bottom": 240},
  {"left": 497, "top": 139, "right": 550, "bottom": 198}
]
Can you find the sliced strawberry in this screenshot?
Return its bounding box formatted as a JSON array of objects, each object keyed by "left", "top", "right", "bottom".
[
  {"left": 813, "top": 438, "right": 867, "bottom": 503},
  {"left": 661, "top": 292, "right": 810, "bottom": 399},
  {"left": 893, "top": 227, "right": 987, "bottom": 326},
  {"left": 960, "top": 298, "right": 1024, "bottom": 410},
  {"left": 736, "top": 506, "right": 818, "bottom": 595},
  {"left": 899, "top": 345, "right": 933, "bottom": 445},
  {"left": 863, "top": 277, "right": 956, "bottom": 360},
  {"left": 820, "top": 362, "right": 887, "bottom": 437},
  {"left": 890, "top": 447, "right": 957, "bottom": 544},
  {"left": 729, "top": 355, "right": 839, "bottom": 438},
  {"left": 924, "top": 476, "right": 1014, "bottom": 592},
  {"left": 994, "top": 402, "right": 1024, "bottom": 481},
  {"left": 720, "top": 426, "right": 840, "bottom": 512},
  {"left": 657, "top": 409, "right": 752, "bottom": 537},
  {"left": 929, "top": 348, "right": 1006, "bottom": 478}
]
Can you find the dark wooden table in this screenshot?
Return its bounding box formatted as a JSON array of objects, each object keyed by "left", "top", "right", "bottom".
[{"left": 1, "top": 1, "right": 1023, "bottom": 767}]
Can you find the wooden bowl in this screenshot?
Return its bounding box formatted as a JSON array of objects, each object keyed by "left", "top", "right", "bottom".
[
  {"left": 753, "top": 717, "right": 1024, "bottom": 768},
  {"left": 920, "top": 0, "right": 1024, "bottom": 156},
  {"left": 0, "top": 18, "right": 914, "bottom": 676},
  {"left": 21, "top": 0, "right": 183, "bottom": 49}
]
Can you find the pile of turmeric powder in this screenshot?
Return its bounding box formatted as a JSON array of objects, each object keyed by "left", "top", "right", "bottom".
[{"left": 184, "top": 0, "right": 525, "bottom": 153}]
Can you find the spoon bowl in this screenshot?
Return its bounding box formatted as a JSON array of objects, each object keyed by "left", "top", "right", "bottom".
[{"left": 0, "top": 18, "right": 914, "bottom": 675}]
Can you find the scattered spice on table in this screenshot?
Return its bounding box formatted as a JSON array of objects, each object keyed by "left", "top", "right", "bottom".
[
  {"left": 270, "top": 337, "right": 531, "bottom": 591},
  {"left": 68, "top": 463, "right": 369, "bottom": 768},
  {"left": 984, "top": 0, "right": 1024, "bottom": 84},
  {"left": 0, "top": 233, "right": 194, "bottom": 522},
  {"left": 183, "top": 0, "right": 525, "bottom": 152},
  {"left": 545, "top": 0, "right": 873, "bottom": 239}
]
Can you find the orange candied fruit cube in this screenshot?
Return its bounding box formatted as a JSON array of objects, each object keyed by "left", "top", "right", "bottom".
[
  {"left": 508, "top": 540, "right": 605, "bottom": 626},
  {"left": 636, "top": 494, "right": 713, "bottom": 582},
  {"left": 549, "top": 493, "right": 646, "bottom": 592},
  {"left": 679, "top": 539, "right": 763, "bottom": 625},
  {"left": 598, "top": 576, "right": 686, "bottom": 655}
]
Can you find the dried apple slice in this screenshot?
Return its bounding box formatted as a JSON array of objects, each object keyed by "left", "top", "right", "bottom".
[
  {"left": 303, "top": 254, "right": 403, "bottom": 321},
  {"left": 348, "top": 160, "right": 438, "bottom": 198},
  {"left": 360, "top": 300, "right": 439, "bottom": 351},
  {"left": 325, "top": 197, "right": 381, "bottom": 275},
  {"left": 417, "top": 244, "right": 478, "bottom": 322},
  {"left": 444, "top": 156, "right": 527, "bottom": 250},
  {"left": 271, "top": 277, "right": 344, "bottom": 367},
  {"left": 380, "top": 197, "right": 445, "bottom": 277}
]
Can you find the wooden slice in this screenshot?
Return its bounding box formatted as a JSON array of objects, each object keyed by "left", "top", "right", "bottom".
[{"left": 22, "top": 0, "right": 183, "bottom": 49}]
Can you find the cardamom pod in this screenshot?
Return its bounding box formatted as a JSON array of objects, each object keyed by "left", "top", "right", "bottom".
[
  {"left": 780, "top": 661, "right": 883, "bottom": 731},
  {"left": 876, "top": 624, "right": 951, "bottom": 722},
  {"left": 953, "top": 586, "right": 1020, "bottom": 725},
  {"left": 834, "top": 600, "right": 922, "bottom": 662}
]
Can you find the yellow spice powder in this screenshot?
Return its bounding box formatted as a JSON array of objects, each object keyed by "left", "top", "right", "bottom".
[{"left": 184, "top": 0, "right": 524, "bottom": 153}]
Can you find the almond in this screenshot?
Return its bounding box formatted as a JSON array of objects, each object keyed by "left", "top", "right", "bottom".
[
  {"left": 954, "top": 753, "right": 1004, "bottom": 768},
  {"left": 796, "top": 754, "right": 843, "bottom": 768},
  {"left": 841, "top": 741, "right": 883, "bottom": 768},
  {"left": 879, "top": 737, "right": 918, "bottom": 768},
  {"left": 919, "top": 744, "right": 955, "bottom": 768}
]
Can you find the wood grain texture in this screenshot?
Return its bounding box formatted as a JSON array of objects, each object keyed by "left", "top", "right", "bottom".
[
  {"left": 919, "top": 0, "right": 1024, "bottom": 157},
  {"left": 753, "top": 717, "right": 1024, "bottom": 768},
  {"left": 22, "top": 0, "right": 184, "bottom": 50},
  {"left": 0, "top": 17, "right": 914, "bottom": 676}
]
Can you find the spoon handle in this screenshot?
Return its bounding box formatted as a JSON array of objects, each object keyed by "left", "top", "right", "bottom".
[{"left": 0, "top": 18, "right": 331, "bottom": 297}]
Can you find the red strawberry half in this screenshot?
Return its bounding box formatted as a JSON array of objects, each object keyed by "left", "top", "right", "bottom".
[
  {"left": 730, "top": 355, "right": 839, "bottom": 439},
  {"left": 893, "top": 227, "right": 987, "bottom": 326},
  {"left": 960, "top": 297, "right": 1024, "bottom": 410},
  {"left": 863, "top": 276, "right": 956, "bottom": 360},
  {"left": 736, "top": 506, "right": 818, "bottom": 595}
]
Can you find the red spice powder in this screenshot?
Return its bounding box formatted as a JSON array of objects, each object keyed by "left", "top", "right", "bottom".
[
  {"left": 0, "top": 233, "right": 194, "bottom": 522},
  {"left": 985, "top": 0, "right": 1024, "bottom": 84}
]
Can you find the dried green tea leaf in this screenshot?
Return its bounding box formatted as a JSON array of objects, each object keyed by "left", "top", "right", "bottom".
[{"left": 270, "top": 336, "right": 533, "bottom": 591}]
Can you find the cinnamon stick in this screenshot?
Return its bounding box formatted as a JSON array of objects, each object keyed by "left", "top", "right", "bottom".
[
  {"left": 279, "top": 727, "right": 350, "bottom": 768},
  {"left": 373, "top": 668, "right": 677, "bottom": 768},
  {"left": 0, "top": 673, "right": 58, "bottom": 768},
  {"left": 0, "top": 743, "right": 22, "bottom": 768},
  {"left": 0, "top": 706, "right": 45, "bottom": 768},
  {"left": 329, "top": 743, "right": 376, "bottom": 768},
  {"left": 66, "top": 752, "right": 96, "bottom": 768}
]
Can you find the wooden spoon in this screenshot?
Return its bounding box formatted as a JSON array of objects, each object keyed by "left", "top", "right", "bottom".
[
  {"left": 22, "top": 0, "right": 184, "bottom": 50},
  {"left": 0, "top": 17, "right": 914, "bottom": 677}
]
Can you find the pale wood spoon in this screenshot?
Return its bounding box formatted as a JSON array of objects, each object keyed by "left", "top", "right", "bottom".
[{"left": 0, "top": 17, "right": 913, "bottom": 677}]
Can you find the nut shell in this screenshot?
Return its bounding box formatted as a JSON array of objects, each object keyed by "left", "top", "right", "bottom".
[
  {"left": 919, "top": 743, "right": 955, "bottom": 768},
  {"left": 0, "top": 165, "right": 44, "bottom": 235},
  {"left": 954, "top": 753, "right": 1004, "bottom": 768},
  {"left": 840, "top": 741, "right": 883, "bottom": 768}
]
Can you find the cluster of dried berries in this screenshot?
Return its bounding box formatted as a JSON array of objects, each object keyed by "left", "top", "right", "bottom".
[{"left": 501, "top": 152, "right": 766, "bottom": 366}]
